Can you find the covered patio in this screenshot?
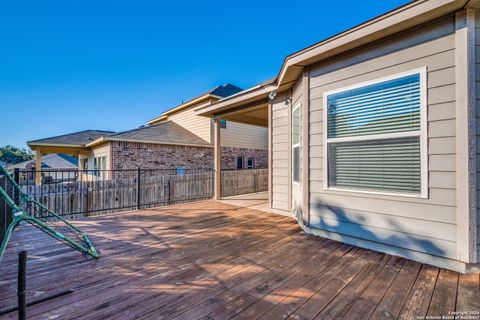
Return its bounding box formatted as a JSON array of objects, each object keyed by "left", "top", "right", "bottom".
[
  {"left": 0, "top": 200, "right": 478, "bottom": 319},
  {"left": 195, "top": 87, "right": 271, "bottom": 202}
]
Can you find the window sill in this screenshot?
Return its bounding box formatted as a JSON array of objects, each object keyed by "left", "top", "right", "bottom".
[{"left": 322, "top": 186, "right": 428, "bottom": 199}]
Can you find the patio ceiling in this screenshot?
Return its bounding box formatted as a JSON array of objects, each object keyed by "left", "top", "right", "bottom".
[{"left": 213, "top": 98, "right": 269, "bottom": 127}]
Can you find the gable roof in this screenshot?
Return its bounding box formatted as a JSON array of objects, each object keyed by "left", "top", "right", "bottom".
[
  {"left": 10, "top": 154, "right": 78, "bottom": 170},
  {"left": 146, "top": 84, "right": 242, "bottom": 125},
  {"left": 28, "top": 130, "right": 115, "bottom": 148},
  {"left": 87, "top": 121, "right": 212, "bottom": 148}
]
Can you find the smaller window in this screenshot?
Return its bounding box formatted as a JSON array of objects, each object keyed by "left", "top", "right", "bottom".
[
  {"left": 236, "top": 156, "right": 244, "bottom": 169},
  {"left": 247, "top": 157, "right": 254, "bottom": 169},
  {"left": 94, "top": 156, "right": 107, "bottom": 177},
  {"left": 292, "top": 104, "right": 301, "bottom": 184},
  {"left": 220, "top": 120, "right": 227, "bottom": 129}
]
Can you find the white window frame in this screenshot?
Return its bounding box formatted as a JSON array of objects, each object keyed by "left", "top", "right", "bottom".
[
  {"left": 292, "top": 102, "right": 301, "bottom": 185},
  {"left": 322, "top": 67, "right": 428, "bottom": 198}
]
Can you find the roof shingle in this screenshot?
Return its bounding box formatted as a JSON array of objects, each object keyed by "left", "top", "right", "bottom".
[
  {"left": 28, "top": 130, "right": 115, "bottom": 147},
  {"left": 109, "top": 121, "right": 211, "bottom": 147}
]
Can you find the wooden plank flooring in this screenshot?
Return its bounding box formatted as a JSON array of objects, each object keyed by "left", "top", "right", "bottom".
[{"left": 0, "top": 200, "right": 479, "bottom": 320}]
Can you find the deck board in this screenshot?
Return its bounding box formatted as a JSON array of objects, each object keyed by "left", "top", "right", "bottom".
[{"left": 0, "top": 200, "right": 478, "bottom": 320}]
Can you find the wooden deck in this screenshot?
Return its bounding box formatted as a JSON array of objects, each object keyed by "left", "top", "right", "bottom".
[{"left": 0, "top": 200, "right": 479, "bottom": 320}]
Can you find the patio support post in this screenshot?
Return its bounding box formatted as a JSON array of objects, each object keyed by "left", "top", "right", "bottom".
[
  {"left": 214, "top": 117, "right": 221, "bottom": 200},
  {"left": 35, "top": 150, "right": 42, "bottom": 186},
  {"left": 455, "top": 9, "right": 478, "bottom": 263}
]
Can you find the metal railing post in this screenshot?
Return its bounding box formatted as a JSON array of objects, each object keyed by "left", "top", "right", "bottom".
[
  {"left": 137, "top": 168, "right": 141, "bottom": 210},
  {"left": 18, "top": 250, "right": 27, "bottom": 320},
  {"left": 13, "top": 169, "right": 20, "bottom": 206}
]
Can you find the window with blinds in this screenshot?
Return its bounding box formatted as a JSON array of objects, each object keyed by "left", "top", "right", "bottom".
[{"left": 325, "top": 71, "right": 425, "bottom": 195}]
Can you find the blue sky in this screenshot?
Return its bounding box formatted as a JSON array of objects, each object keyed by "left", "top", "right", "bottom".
[{"left": 0, "top": 0, "right": 410, "bottom": 148}]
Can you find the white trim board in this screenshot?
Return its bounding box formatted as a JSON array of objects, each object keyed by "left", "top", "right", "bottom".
[{"left": 322, "top": 67, "right": 429, "bottom": 199}]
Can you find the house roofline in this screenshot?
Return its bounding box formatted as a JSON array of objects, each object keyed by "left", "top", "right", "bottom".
[
  {"left": 86, "top": 136, "right": 213, "bottom": 149},
  {"left": 146, "top": 93, "right": 223, "bottom": 126},
  {"left": 28, "top": 142, "right": 87, "bottom": 149},
  {"left": 197, "top": 0, "right": 471, "bottom": 117}
]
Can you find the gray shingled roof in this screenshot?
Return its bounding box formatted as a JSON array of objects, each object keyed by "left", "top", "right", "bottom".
[
  {"left": 28, "top": 130, "right": 115, "bottom": 147},
  {"left": 110, "top": 121, "right": 211, "bottom": 147},
  {"left": 10, "top": 154, "right": 78, "bottom": 170},
  {"left": 209, "top": 84, "right": 243, "bottom": 98}
]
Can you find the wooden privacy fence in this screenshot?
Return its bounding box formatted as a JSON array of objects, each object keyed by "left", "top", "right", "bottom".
[
  {"left": 20, "top": 169, "right": 214, "bottom": 218},
  {"left": 15, "top": 168, "right": 268, "bottom": 218},
  {"left": 221, "top": 168, "right": 268, "bottom": 197}
]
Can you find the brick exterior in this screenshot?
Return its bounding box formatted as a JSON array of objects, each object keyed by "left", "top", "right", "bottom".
[
  {"left": 109, "top": 141, "right": 267, "bottom": 170},
  {"left": 220, "top": 147, "right": 268, "bottom": 170},
  {"left": 110, "top": 141, "right": 214, "bottom": 170}
]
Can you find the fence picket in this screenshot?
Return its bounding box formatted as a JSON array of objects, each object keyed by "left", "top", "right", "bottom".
[{"left": 9, "top": 168, "right": 267, "bottom": 218}]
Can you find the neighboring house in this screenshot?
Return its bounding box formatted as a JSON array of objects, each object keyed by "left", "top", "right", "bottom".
[
  {"left": 9, "top": 154, "right": 78, "bottom": 183},
  {"left": 145, "top": 83, "right": 268, "bottom": 170},
  {"left": 196, "top": 0, "right": 480, "bottom": 273},
  {"left": 9, "top": 153, "right": 78, "bottom": 171},
  {"left": 27, "top": 84, "right": 268, "bottom": 177}
]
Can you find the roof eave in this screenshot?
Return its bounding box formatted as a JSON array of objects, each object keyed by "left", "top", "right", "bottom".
[
  {"left": 196, "top": 0, "right": 470, "bottom": 118},
  {"left": 85, "top": 137, "right": 108, "bottom": 148},
  {"left": 146, "top": 94, "right": 222, "bottom": 126},
  {"left": 195, "top": 85, "right": 275, "bottom": 117},
  {"left": 277, "top": 0, "right": 469, "bottom": 87},
  {"left": 92, "top": 137, "right": 213, "bottom": 148},
  {"left": 27, "top": 142, "right": 86, "bottom": 149}
]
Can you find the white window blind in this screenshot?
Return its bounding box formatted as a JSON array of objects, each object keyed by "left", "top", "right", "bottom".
[{"left": 325, "top": 71, "right": 425, "bottom": 195}]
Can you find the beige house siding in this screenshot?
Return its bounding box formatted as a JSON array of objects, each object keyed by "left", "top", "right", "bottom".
[
  {"left": 87, "top": 143, "right": 112, "bottom": 170},
  {"left": 306, "top": 15, "right": 457, "bottom": 263},
  {"left": 221, "top": 122, "right": 268, "bottom": 150},
  {"left": 271, "top": 91, "right": 291, "bottom": 211},
  {"left": 475, "top": 10, "right": 480, "bottom": 258},
  {"left": 168, "top": 100, "right": 213, "bottom": 143},
  {"left": 168, "top": 99, "right": 268, "bottom": 150}
]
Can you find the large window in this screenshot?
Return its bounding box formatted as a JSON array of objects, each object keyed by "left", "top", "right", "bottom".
[
  {"left": 324, "top": 69, "right": 427, "bottom": 196},
  {"left": 292, "top": 103, "right": 301, "bottom": 184}
]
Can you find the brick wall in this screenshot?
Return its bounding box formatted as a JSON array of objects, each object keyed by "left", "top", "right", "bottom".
[
  {"left": 110, "top": 141, "right": 268, "bottom": 170},
  {"left": 110, "top": 141, "right": 214, "bottom": 170},
  {"left": 221, "top": 147, "right": 268, "bottom": 170}
]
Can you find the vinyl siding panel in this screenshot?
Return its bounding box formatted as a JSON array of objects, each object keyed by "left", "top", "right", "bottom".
[
  {"left": 168, "top": 99, "right": 267, "bottom": 150},
  {"left": 308, "top": 15, "right": 458, "bottom": 260},
  {"left": 221, "top": 122, "right": 268, "bottom": 150},
  {"left": 475, "top": 10, "right": 480, "bottom": 255},
  {"left": 271, "top": 92, "right": 291, "bottom": 211},
  {"left": 168, "top": 100, "right": 212, "bottom": 143},
  {"left": 89, "top": 143, "right": 112, "bottom": 170}
]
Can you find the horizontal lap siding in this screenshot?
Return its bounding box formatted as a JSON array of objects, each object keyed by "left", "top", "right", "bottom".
[
  {"left": 272, "top": 92, "right": 290, "bottom": 211},
  {"left": 169, "top": 101, "right": 212, "bottom": 143},
  {"left": 308, "top": 16, "right": 458, "bottom": 259},
  {"left": 476, "top": 11, "right": 480, "bottom": 255},
  {"left": 90, "top": 143, "right": 112, "bottom": 170},
  {"left": 221, "top": 122, "right": 268, "bottom": 150}
]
